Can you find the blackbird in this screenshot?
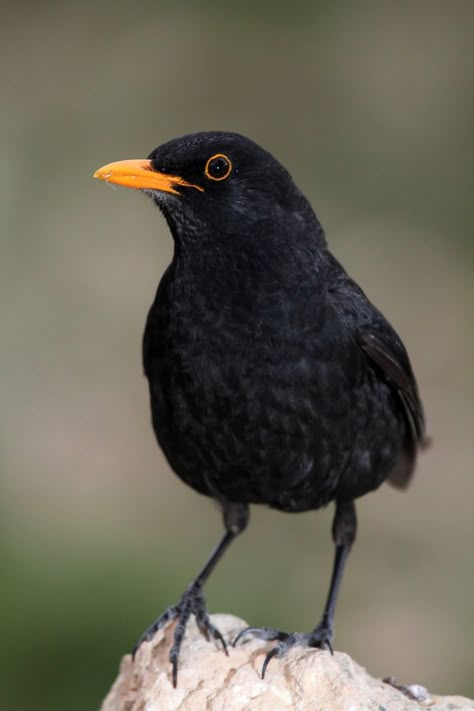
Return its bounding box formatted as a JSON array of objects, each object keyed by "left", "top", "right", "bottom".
[{"left": 94, "top": 131, "right": 427, "bottom": 686}]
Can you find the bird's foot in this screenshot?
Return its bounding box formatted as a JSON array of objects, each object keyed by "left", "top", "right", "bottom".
[
  {"left": 233, "top": 620, "right": 333, "bottom": 678},
  {"left": 132, "top": 583, "right": 227, "bottom": 687}
]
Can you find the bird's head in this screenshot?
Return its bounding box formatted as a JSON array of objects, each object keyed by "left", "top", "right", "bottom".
[{"left": 94, "top": 131, "right": 324, "bottom": 251}]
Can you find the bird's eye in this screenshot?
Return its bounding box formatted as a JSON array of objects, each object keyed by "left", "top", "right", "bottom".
[{"left": 204, "top": 154, "right": 232, "bottom": 182}]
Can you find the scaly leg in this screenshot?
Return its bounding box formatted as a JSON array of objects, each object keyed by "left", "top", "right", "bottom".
[
  {"left": 133, "top": 501, "right": 248, "bottom": 687},
  {"left": 234, "top": 500, "right": 357, "bottom": 678}
]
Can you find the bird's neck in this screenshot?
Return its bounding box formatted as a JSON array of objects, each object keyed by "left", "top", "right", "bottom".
[
  {"left": 160, "top": 238, "right": 330, "bottom": 353},
  {"left": 171, "top": 230, "right": 326, "bottom": 299}
]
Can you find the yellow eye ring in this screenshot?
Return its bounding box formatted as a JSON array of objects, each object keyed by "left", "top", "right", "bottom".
[{"left": 204, "top": 153, "right": 233, "bottom": 182}]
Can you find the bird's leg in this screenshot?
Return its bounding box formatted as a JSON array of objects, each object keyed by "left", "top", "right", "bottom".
[
  {"left": 307, "top": 498, "right": 357, "bottom": 648},
  {"left": 132, "top": 501, "right": 248, "bottom": 687},
  {"left": 233, "top": 500, "right": 357, "bottom": 678}
]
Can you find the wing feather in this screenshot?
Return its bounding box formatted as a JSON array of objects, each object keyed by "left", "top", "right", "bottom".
[{"left": 357, "top": 330, "right": 429, "bottom": 488}]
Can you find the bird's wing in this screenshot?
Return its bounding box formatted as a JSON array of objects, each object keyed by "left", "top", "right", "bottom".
[
  {"left": 356, "top": 328, "right": 429, "bottom": 488},
  {"left": 356, "top": 330, "right": 426, "bottom": 443},
  {"left": 326, "top": 254, "right": 428, "bottom": 488}
]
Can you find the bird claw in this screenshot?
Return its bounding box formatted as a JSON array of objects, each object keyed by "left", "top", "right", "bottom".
[
  {"left": 232, "top": 625, "right": 289, "bottom": 646},
  {"left": 131, "top": 605, "right": 180, "bottom": 659},
  {"left": 132, "top": 583, "right": 226, "bottom": 687},
  {"left": 195, "top": 609, "right": 229, "bottom": 655},
  {"left": 233, "top": 622, "right": 334, "bottom": 678}
]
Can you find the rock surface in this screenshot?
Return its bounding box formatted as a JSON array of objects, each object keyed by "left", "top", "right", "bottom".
[{"left": 101, "top": 614, "right": 474, "bottom": 711}]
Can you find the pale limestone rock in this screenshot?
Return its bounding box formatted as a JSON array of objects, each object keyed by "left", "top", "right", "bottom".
[{"left": 101, "top": 614, "right": 474, "bottom": 711}]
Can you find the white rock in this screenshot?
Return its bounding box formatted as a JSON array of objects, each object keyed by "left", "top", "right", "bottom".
[{"left": 101, "top": 614, "right": 474, "bottom": 711}]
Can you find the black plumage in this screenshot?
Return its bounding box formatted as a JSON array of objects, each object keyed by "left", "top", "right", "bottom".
[{"left": 94, "top": 131, "right": 427, "bottom": 686}]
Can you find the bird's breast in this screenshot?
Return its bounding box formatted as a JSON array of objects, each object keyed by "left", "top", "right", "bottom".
[{"left": 143, "top": 286, "right": 357, "bottom": 510}]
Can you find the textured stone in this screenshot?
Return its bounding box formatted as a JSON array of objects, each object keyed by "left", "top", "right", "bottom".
[{"left": 101, "top": 614, "right": 474, "bottom": 711}]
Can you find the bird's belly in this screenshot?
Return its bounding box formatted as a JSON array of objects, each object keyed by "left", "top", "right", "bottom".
[
  {"left": 147, "top": 316, "right": 405, "bottom": 512},
  {"left": 148, "top": 355, "right": 359, "bottom": 512}
]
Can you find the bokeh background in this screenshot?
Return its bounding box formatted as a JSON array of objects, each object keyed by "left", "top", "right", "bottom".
[{"left": 1, "top": 2, "right": 473, "bottom": 709}]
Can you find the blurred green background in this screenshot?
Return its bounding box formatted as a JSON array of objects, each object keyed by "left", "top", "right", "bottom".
[{"left": 1, "top": 2, "right": 473, "bottom": 709}]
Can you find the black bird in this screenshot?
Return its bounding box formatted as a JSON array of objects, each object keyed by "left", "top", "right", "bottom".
[{"left": 94, "top": 131, "right": 427, "bottom": 686}]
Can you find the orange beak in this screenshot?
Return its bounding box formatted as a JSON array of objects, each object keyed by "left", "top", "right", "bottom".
[{"left": 93, "top": 159, "right": 204, "bottom": 195}]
